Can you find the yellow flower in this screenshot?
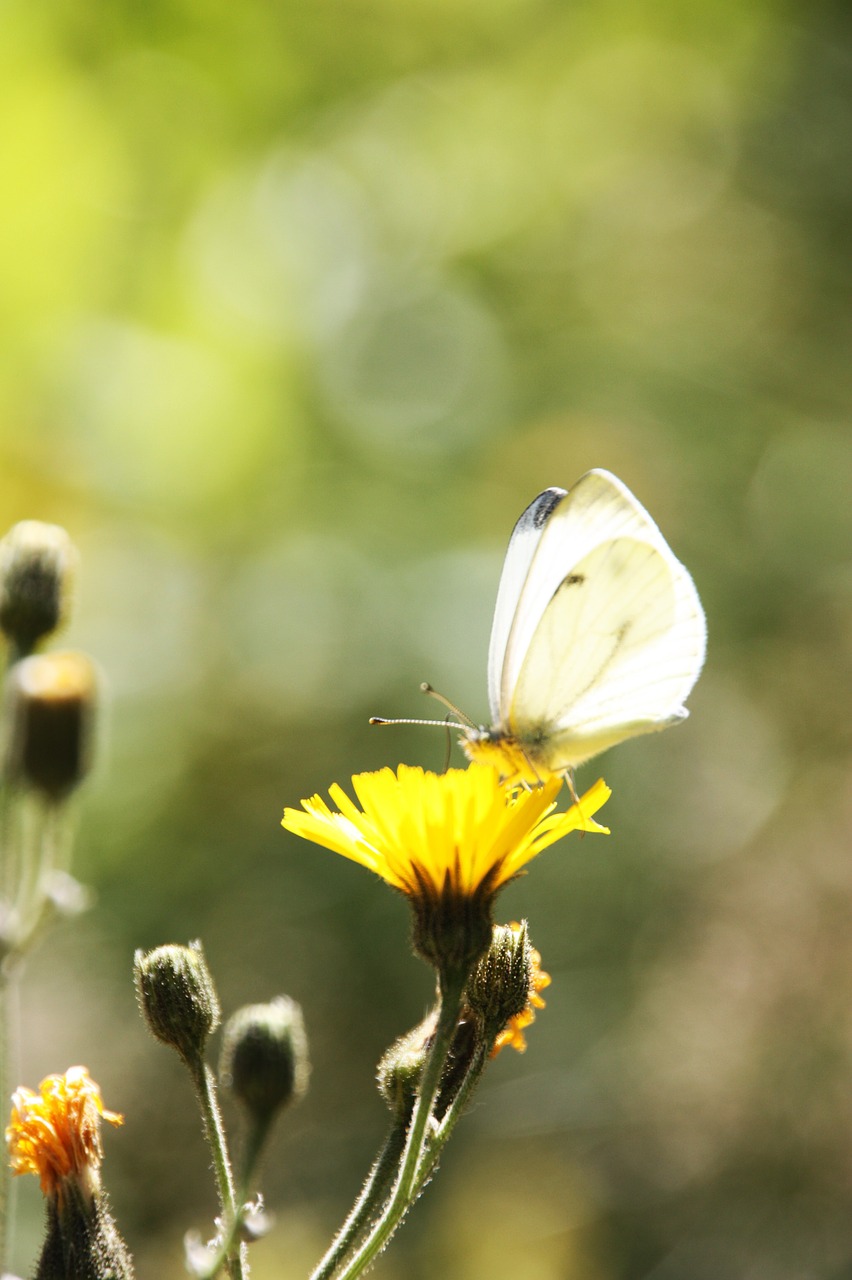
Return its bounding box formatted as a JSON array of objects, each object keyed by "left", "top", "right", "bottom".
[
  {"left": 282, "top": 764, "right": 609, "bottom": 897},
  {"left": 491, "top": 922, "right": 552, "bottom": 1057},
  {"left": 6, "top": 1066, "right": 123, "bottom": 1204},
  {"left": 282, "top": 764, "right": 609, "bottom": 972}
]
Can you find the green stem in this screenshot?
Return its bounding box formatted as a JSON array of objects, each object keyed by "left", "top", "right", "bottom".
[
  {"left": 6, "top": 797, "right": 74, "bottom": 958},
  {"left": 0, "top": 643, "right": 25, "bottom": 1272},
  {"left": 332, "top": 971, "right": 466, "bottom": 1280},
  {"left": 413, "top": 1038, "right": 490, "bottom": 1192},
  {"left": 205, "top": 1115, "right": 274, "bottom": 1278},
  {"left": 194, "top": 1221, "right": 242, "bottom": 1280},
  {"left": 194, "top": 1120, "right": 266, "bottom": 1280},
  {"left": 10, "top": 795, "right": 40, "bottom": 943},
  {"left": 0, "top": 784, "right": 13, "bottom": 904},
  {"left": 18, "top": 802, "right": 43, "bottom": 942},
  {"left": 310, "top": 1118, "right": 408, "bottom": 1280},
  {"left": 188, "top": 1058, "right": 247, "bottom": 1280},
  {"left": 0, "top": 774, "right": 75, "bottom": 1274},
  {"left": 0, "top": 967, "right": 11, "bottom": 1271},
  {"left": 237, "top": 1119, "right": 268, "bottom": 1198},
  {"left": 0, "top": 789, "right": 22, "bottom": 1272}
]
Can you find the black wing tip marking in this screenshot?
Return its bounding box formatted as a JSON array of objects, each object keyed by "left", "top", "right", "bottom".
[{"left": 522, "top": 487, "right": 566, "bottom": 532}]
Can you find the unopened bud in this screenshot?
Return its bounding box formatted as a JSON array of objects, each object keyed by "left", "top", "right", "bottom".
[
  {"left": 220, "top": 997, "right": 309, "bottom": 1125},
  {"left": 134, "top": 942, "right": 220, "bottom": 1065},
  {"left": 4, "top": 652, "right": 97, "bottom": 799},
  {"left": 376, "top": 1012, "right": 435, "bottom": 1118},
  {"left": 468, "top": 921, "right": 551, "bottom": 1057},
  {"left": 377, "top": 1005, "right": 480, "bottom": 1121},
  {"left": 0, "top": 521, "right": 76, "bottom": 657},
  {"left": 467, "top": 920, "right": 534, "bottom": 1032}
]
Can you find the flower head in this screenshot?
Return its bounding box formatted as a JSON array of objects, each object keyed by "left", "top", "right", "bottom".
[
  {"left": 221, "top": 996, "right": 310, "bottom": 1125},
  {"left": 282, "top": 763, "right": 609, "bottom": 973},
  {"left": 5, "top": 651, "right": 98, "bottom": 799},
  {"left": 6, "top": 1066, "right": 123, "bottom": 1205},
  {"left": 134, "top": 941, "right": 221, "bottom": 1065},
  {"left": 490, "top": 922, "right": 551, "bottom": 1056},
  {"left": 0, "top": 520, "right": 76, "bottom": 657}
]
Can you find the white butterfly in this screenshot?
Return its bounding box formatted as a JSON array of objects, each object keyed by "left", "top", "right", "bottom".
[{"left": 456, "top": 468, "right": 707, "bottom": 785}]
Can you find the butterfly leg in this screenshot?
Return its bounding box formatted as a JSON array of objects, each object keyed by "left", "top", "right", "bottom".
[
  {"left": 563, "top": 768, "right": 579, "bottom": 803},
  {"left": 519, "top": 749, "right": 546, "bottom": 789}
]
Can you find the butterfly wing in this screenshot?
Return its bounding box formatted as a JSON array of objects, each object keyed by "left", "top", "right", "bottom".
[
  {"left": 509, "top": 535, "right": 705, "bottom": 767},
  {"left": 493, "top": 469, "right": 706, "bottom": 769},
  {"left": 486, "top": 487, "right": 567, "bottom": 723}
]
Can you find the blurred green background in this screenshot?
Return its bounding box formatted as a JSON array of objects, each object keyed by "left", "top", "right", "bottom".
[{"left": 2, "top": 0, "right": 851, "bottom": 1275}]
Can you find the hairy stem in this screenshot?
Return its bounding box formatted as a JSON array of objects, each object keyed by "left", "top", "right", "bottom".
[
  {"left": 188, "top": 1058, "right": 247, "bottom": 1280},
  {"left": 310, "top": 1119, "right": 408, "bottom": 1280},
  {"left": 332, "top": 971, "right": 466, "bottom": 1280}
]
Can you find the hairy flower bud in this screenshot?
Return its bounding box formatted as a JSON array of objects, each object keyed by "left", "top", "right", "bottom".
[
  {"left": 134, "top": 942, "right": 221, "bottom": 1065},
  {"left": 220, "top": 997, "right": 309, "bottom": 1126},
  {"left": 4, "top": 652, "right": 97, "bottom": 799},
  {"left": 376, "top": 1006, "right": 479, "bottom": 1122},
  {"left": 376, "top": 1012, "right": 435, "bottom": 1119},
  {"left": 467, "top": 920, "right": 552, "bottom": 1056},
  {"left": 0, "top": 521, "right": 76, "bottom": 657},
  {"left": 467, "top": 920, "right": 534, "bottom": 1031}
]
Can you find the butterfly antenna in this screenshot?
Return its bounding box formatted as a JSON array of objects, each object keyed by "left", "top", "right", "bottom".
[
  {"left": 369, "top": 714, "right": 461, "bottom": 728},
  {"left": 369, "top": 684, "right": 475, "bottom": 732},
  {"left": 419, "top": 683, "right": 476, "bottom": 729},
  {"left": 440, "top": 723, "right": 453, "bottom": 773}
]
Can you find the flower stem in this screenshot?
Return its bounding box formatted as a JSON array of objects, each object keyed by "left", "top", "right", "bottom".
[
  {"left": 0, "top": 786, "right": 9, "bottom": 1271},
  {"left": 0, "top": 790, "right": 24, "bottom": 1272},
  {"left": 196, "top": 1114, "right": 273, "bottom": 1280},
  {"left": 188, "top": 1057, "right": 247, "bottom": 1280},
  {"left": 332, "top": 970, "right": 466, "bottom": 1280},
  {"left": 413, "top": 1037, "right": 489, "bottom": 1192},
  {"left": 310, "top": 1118, "right": 408, "bottom": 1280},
  {"left": 0, "top": 968, "right": 11, "bottom": 1271}
]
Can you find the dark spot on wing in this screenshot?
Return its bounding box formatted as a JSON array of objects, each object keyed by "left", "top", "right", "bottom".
[{"left": 555, "top": 572, "right": 585, "bottom": 592}]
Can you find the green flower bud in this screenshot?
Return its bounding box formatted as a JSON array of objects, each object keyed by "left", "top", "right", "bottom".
[
  {"left": 4, "top": 652, "right": 97, "bottom": 799},
  {"left": 376, "top": 1006, "right": 479, "bottom": 1122},
  {"left": 134, "top": 942, "right": 221, "bottom": 1065},
  {"left": 376, "top": 1012, "right": 436, "bottom": 1119},
  {"left": 467, "top": 920, "right": 534, "bottom": 1032},
  {"left": 220, "top": 997, "right": 309, "bottom": 1125},
  {"left": 466, "top": 920, "right": 551, "bottom": 1057},
  {"left": 0, "top": 520, "right": 76, "bottom": 657},
  {"left": 434, "top": 1013, "right": 479, "bottom": 1120}
]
